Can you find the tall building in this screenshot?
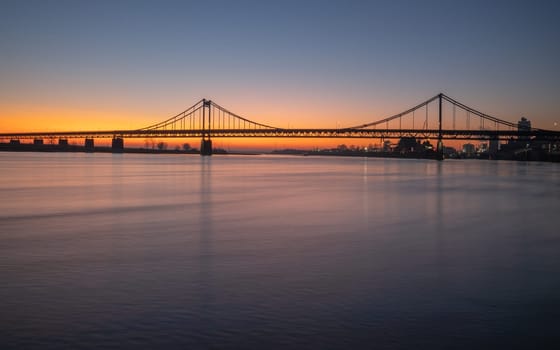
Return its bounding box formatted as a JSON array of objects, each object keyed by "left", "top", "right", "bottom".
[{"left": 518, "top": 117, "right": 531, "bottom": 142}]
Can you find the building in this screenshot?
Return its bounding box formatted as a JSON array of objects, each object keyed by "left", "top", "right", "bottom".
[
  {"left": 518, "top": 117, "right": 531, "bottom": 142},
  {"left": 489, "top": 138, "right": 499, "bottom": 156},
  {"left": 462, "top": 143, "right": 476, "bottom": 157}
]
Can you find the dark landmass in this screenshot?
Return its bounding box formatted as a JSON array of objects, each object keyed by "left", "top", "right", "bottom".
[
  {"left": 271, "top": 148, "right": 442, "bottom": 160},
  {"left": 2, "top": 142, "right": 559, "bottom": 162},
  {"left": 0, "top": 143, "right": 227, "bottom": 155},
  {"left": 272, "top": 146, "right": 560, "bottom": 162}
]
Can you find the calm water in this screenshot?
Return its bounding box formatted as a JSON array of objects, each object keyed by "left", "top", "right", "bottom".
[{"left": 1, "top": 152, "right": 559, "bottom": 349}]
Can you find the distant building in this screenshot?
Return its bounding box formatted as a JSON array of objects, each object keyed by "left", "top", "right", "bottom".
[
  {"left": 518, "top": 117, "right": 531, "bottom": 131},
  {"left": 397, "top": 137, "right": 420, "bottom": 153},
  {"left": 443, "top": 146, "right": 457, "bottom": 158},
  {"left": 489, "top": 138, "right": 499, "bottom": 156},
  {"left": 518, "top": 117, "right": 531, "bottom": 142},
  {"left": 462, "top": 143, "right": 476, "bottom": 157},
  {"left": 382, "top": 140, "right": 392, "bottom": 152}
]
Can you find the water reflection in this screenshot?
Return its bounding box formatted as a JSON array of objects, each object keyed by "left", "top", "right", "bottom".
[
  {"left": 197, "top": 157, "right": 215, "bottom": 331},
  {"left": 362, "top": 158, "right": 369, "bottom": 229},
  {"left": 433, "top": 161, "right": 448, "bottom": 309}
]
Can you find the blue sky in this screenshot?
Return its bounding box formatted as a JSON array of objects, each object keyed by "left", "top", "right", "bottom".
[{"left": 1, "top": 0, "right": 559, "bottom": 132}]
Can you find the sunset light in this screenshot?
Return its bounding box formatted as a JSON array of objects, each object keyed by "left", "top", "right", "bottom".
[{"left": 2, "top": 1, "right": 560, "bottom": 349}]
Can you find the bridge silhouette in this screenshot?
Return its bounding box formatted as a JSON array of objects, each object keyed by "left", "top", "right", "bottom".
[{"left": 2, "top": 93, "right": 559, "bottom": 157}]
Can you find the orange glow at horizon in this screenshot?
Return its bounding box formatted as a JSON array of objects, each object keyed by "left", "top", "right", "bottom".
[
  {"left": 0, "top": 99, "right": 498, "bottom": 151},
  {"left": 0, "top": 104, "right": 149, "bottom": 132}
]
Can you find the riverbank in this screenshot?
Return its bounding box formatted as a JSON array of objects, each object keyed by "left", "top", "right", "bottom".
[
  {"left": 2, "top": 142, "right": 559, "bottom": 161},
  {"left": 0, "top": 143, "right": 205, "bottom": 155}
]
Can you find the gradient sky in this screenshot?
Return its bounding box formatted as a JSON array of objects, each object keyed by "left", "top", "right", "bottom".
[{"left": 1, "top": 0, "right": 559, "bottom": 148}]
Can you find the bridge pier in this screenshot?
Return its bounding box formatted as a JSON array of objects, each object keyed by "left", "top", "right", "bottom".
[
  {"left": 112, "top": 137, "right": 124, "bottom": 153},
  {"left": 59, "top": 139, "right": 68, "bottom": 147},
  {"left": 33, "top": 138, "right": 43, "bottom": 145},
  {"left": 85, "top": 138, "right": 94, "bottom": 152},
  {"left": 200, "top": 138, "right": 212, "bottom": 156}
]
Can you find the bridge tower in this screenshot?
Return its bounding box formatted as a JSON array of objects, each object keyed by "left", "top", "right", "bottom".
[
  {"left": 200, "top": 99, "right": 212, "bottom": 156},
  {"left": 437, "top": 93, "right": 444, "bottom": 161}
]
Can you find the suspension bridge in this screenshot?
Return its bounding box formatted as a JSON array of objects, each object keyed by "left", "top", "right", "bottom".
[{"left": 2, "top": 93, "right": 559, "bottom": 157}]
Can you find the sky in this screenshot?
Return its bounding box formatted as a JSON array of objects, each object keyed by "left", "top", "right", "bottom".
[{"left": 1, "top": 0, "right": 559, "bottom": 149}]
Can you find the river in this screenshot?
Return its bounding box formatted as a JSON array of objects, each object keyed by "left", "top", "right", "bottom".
[{"left": 1, "top": 152, "right": 559, "bottom": 349}]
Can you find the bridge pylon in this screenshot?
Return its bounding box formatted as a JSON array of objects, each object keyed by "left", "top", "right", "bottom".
[
  {"left": 200, "top": 98, "right": 212, "bottom": 156},
  {"left": 437, "top": 93, "right": 444, "bottom": 160}
]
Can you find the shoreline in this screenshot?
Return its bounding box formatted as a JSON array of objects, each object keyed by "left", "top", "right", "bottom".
[{"left": 2, "top": 143, "right": 559, "bottom": 162}]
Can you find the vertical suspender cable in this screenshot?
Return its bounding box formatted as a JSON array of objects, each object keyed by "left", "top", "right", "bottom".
[{"left": 425, "top": 103, "right": 428, "bottom": 129}]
